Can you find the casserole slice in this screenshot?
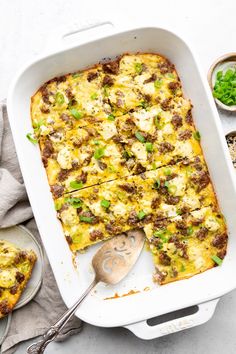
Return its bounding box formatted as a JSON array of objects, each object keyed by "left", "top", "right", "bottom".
[
  {"left": 0, "top": 240, "right": 37, "bottom": 318},
  {"left": 144, "top": 206, "right": 227, "bottom": 285},
  {"left": 55, "top": 156, "right": 217, "bottom": 251}
]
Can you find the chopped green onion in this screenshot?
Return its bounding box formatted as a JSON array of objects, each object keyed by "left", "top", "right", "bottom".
[
  {"left": 26, "top": 133, "right": 38, "bottom": 144},
  {"left": 93, "top": 140, "right": 100, "bottom": 145},
  {"left": 153, "top": 179, "right": 161, "bottom": 189},
  {"left": 79, "top": 215, "right": 93, "bottom": 223},
  {"left": 94, "top": 147, "right": 106, "bottom": 159},
  {"left": 138, "top": 101, "right": 148, "bottom": 109},
  {"left": 135, "top": 131, "right": 146, "bottom": 143},
  {"left": 193, "top": 131, "right": 201, "bottom": 141},
  {"left": 65, "top": 197, "right": 82, "bottom": 208},
  {"left": 137, "top": 210, "right": 146, "bottom": 220},
  {"left": 166, "top": 73, "right": 175, "bottom": 79},
  {"left": 164, "top": 168, "right": 172, "bottom": 176},
  {"left": 152, "top": 162, "right": 157, "bottom": 170},
  {"left": 154, "top": 79, "right": 162, "bottom": 89},
  {"left": 180, "top": 264, "right": 186, "bottom": 272},
  {"left": 69, "top": 181, "right": 84, "bottom": 190},
  {"left": 168, "top": 184, "right": 177, "bottom": 195},
  {"left": 164, "top": 181, "right": 169, "bottom": 188},
  {"left": 211, "top": 255, "right": 223, "bottom": 266},
  {"left": 90, "top": 93, "right": 98, "bottom": 100},
  {"left": 154, "top": 116, "right": 164, "bottom": 129},
  {"left": 55, "top": 92, "right": 65, "bottom": 105},
  {"left": 70, "top": 108, "right": 83, "bottom": 120},
  {"left": 101, "top": 199, "right": 110, "bottom": 208},
  {"left": 72, "top": 72, "right": 82, "bottom": 79},
  {"left": 187, "top": 226, "right": 193, "bottom": 236},
  {"left": 122, "top": 150, "right": 133, "bottom": 159},
  {"left": 134, "top": 62, "right": 143, "bottom": 74},
  {"left": 103, "top": 85, "right": 109, "bottom": 97},
  {"left": 153, "top": 229, "right": 169, "bottom": 242},
  {"left": 145, "top": 142, "right": 153, "bottom": 152},
  {"left": 213, "top": 67, "right": 236, "bottom": 106},
  {"left": 107, "top": 114, "right": 115, "bottom": 121}
]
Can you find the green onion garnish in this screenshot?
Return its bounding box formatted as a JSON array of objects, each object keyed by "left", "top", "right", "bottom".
[
  {"left": 153, "top": 179, "right": 161, "bottom": 189},
  {"left": 137, "top": 210, "right": 146, "bottom": 220},
  {"left": 153, "top": 229, "right": 169, "bottom": 242},
  {"left": 107, "top": 114, "right": 115, "bottom": 121},
  {"left": 90, "top": 93, "right": 98, "bottom": 100},
  {"left": 94, "top": 147, "right": 106, "bottom": 159},
  {"left": 168, "top": 184, "right": 177, "bottom": 195},
  {"left": 65, "top": 197, "right": 82, "bottom": 208},
  {"left": 187, "top": 226, "right": 193, "bottom": 236},
  {"left": 154, "top": 116, "right": 164, "bottom": 129},
  {"left": 26, "top": 133, "right": 38, "bottom": 144},
  {"left": 164, "top": 168, "right": 172, "bottom": 176},
  {"left": 55, "top": 92, "right": 65, "bottom": 105},
  {"left": 154, "top": 80, "right": 162, "bottom": 89},
  {"left": 134, "top": 63, "right": 143, "bottom": 74},
  {"left": 180, "top": 264, "right": 186, "bottom": 272},
  {"left": 164, "top": 181, "right": 169, "bottom": 188},
  {"left": 72, "top": 72, "right": 82, "bottom": 79},
  {"left": 101, "top": 199, "right": 110, "bottom": 209},
  {"left": 193, "top": 131, "right": 201, "bottom": 141},
  {"left": 211, "top": 255, "right": 223, "bottom": 266},
  {"left": 69, "top": 181, "right": 84, "bottom": 190},
  {"left": 213, "top": 68, "right": 236, "bottom": 106},
  {"left": 70, "top": 108, "right": 83, "bottom": 120},
  {"left": 54, "top": 200, "right": 62, "bottom": 211},
  {"left": 135, "top": 131, "right": 146, "bottom": 143},
  {"left": 138, "top": 101, "right": 148, "bottom": 109},
  {"left": 79, "top": 215, "right": 93, "bottom": 223},
  {"left": 145, "top": 142, "right": 153, "bottom": 152}
]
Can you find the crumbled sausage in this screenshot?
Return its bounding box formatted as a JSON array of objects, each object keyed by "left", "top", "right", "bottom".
[
  {"left": 176, "top": 220, "right": 188, "bottom": 234},
  {"left": 77, "top": 171, "right": 88, "bottom": 184},
  {"left": 51, "top": 184, "right": 64, "bottom": 198},
  {"left": 157, "top": 61, "right": 175, "bottom": 74},
  {"left": 102, "top": 75, "right": 114, "bottom": 87},
  {"left": 158, "top": 142, "right": 175, "bottom": 153},
  {"left": 60, "top": 113, "right": 70, "bottom": 122},
  {"left": 159, "top": 251, "right": 171, "bottom": 266},
  {"left": 16, "top": 271, "right": 25, "bottom": 284},
  {"left": 165, "top": 195, "right": 180, "bottom": 205},
  {"left": 171, "top": 114, "right": 183, "bottom": 129},
  {"left": 151, "top": 196, "right": 161, "bottom": 209},
  {"left": 58, "top": 169, "right": 70, "bottom": 182},
  {"left": 102, "top": 61, "right": 120, "bottom": 75},
  {"left": 65, "top": 88, "right": 74, "bottom": 100},
  {"left": 90, "top": 230, "right": 104, "bottom": 242},
  {"left": 55, "top": 76, "right": 67, "bottom": 83},
  {"left": 196, "top": 227, "right": 208, "bottom": 240},
  {"left": 119, "top": 183, "right": 136, "bottom": 193},
  {"left": 116, "top": 98, "right": 124, "bottom": 107},
  {"left": 153, "top": 218, "right": 168, "bottom": 228},
  {"left": 0, "top": 300, "right": 10, "bottom": 316},
  {"left": 133, "top": 163, "right": 146, "bottom": 174},
  {"left": 98, "top": 161, "right": 107, "bottom": 170},
  {"left": 185, "top": 110, "right": 193, "bottom": 125},
  {"left": 217, "top": 249, "right": 226, "bottom": 260},
  {"left": 87, "top": 71, "right": 99, "bottom": 82},
  {"left": 66, "top": 236, "right": 73, "bottom": 245},
  {"left": 211, "top": 233, "right": 228, "bottom": 249},
  {"left": 168, "top": 81, "right": 180, "bottom": 92},
  {"left": 127, "top": 211, "right": 139, "bottom": 226},
  {"left": 42, "top": 139, "right": 54, "bottom": 159},
  {"left": 79, "top": 211, "right": 99, "bottom": 225},
  {"left": 153, "top": 267, "right": 167, "bottom": 283},
  {"left": 105, "top": 221, "right": 122, "bottom": 234},
  {"left": 40, "top": 85, "right": 50, "bottom": 104},
  {"left": 161, "top": 98, "right": 171, "bottom": 111},
  {"left": 40, "top": 106, "right": 50, "bottom": 114},
  {"left": 178, "top": 130, "right": 192, "bottom": 141},
  {"left": 10, "top": 285, "right": 18, "bottom": 295},
  {"left": 143, "top": 73, "right": 157, "bottom": 84}
]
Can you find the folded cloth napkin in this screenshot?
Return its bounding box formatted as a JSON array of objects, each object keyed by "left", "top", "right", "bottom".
[{"left": 0, "top": 101, "right": 82, "bottom": 353}]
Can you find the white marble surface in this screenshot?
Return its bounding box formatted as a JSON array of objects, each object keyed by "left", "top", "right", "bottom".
[{"left": 1, "top": 0, "right": 236, "bottom": 353}]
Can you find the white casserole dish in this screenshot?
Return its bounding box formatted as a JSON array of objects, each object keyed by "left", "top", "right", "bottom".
[{"left": 7, "top": 22, "right": 236, "bottom": 340}]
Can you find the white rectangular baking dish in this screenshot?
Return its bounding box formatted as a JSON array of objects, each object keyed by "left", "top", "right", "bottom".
[{"left": 7, "top": 22, "right": 236, "bottom": 340}]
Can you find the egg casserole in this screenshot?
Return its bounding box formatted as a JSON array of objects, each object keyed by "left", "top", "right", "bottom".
[
  {"left": 0, "top": 241, "right": 37, "bottom": 318},
  {"left": 30, "top": 53, "right": 228, "bottom": 285}
]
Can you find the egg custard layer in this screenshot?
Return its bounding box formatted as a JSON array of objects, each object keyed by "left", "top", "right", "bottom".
[
  {"left": 30, "top": 53, "right": 228, "bottom": 285},
  {"left": 0, "top": 240, "right": 37, "bottom": 318}
]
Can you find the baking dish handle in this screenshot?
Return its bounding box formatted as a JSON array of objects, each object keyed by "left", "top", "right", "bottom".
[
  {"left": 43, "top": 19, "right": 118, "bottom": 53},
  {"left": 124, "top": 298, "right": 219, "bottom": 340}
]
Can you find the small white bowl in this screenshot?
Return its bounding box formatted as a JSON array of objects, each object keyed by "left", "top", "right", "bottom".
[{"left": 208, "top": 53, "right": 236, "bottom": 112}]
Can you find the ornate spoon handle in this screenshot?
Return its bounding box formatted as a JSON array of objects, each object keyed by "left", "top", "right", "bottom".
[{"left": 27, "top": 279, "right": 98, "bottom": 354}]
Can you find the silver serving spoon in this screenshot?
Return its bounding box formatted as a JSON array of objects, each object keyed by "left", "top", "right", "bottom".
[{"left": 27, "top": 230, "right": 145, "bottom": 354}]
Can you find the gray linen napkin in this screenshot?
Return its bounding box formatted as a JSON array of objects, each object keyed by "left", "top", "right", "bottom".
[{"left": 0, "top": 101, "right": 82, "bottom": 353}]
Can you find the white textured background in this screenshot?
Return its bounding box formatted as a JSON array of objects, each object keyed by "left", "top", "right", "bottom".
[{"left": 1, "top": 0, "right": 236, "bottom": 353}]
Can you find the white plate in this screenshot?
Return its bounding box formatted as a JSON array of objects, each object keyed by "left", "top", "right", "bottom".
[{"left": 0, "top": 225, "right": 44, "bottom": 310}]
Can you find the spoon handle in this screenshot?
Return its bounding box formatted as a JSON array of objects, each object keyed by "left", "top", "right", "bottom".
[{"left": 27, "top": 278, "right": 98, "bottom": 354}]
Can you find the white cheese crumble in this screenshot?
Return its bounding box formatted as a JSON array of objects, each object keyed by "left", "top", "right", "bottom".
[
  {"left": 131, "top": 141, "right": 147, "bottom": 161},
  {"left": 57, "top": 147, "right": 73, "bottom": 169}
]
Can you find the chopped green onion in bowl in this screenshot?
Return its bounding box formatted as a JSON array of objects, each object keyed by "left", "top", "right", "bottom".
[
  {"left": 213, "top": 67, "right": 236, "bottom": 106},
  {"left": 26, "top": 133, "right": 38, "bottom": 144}
]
